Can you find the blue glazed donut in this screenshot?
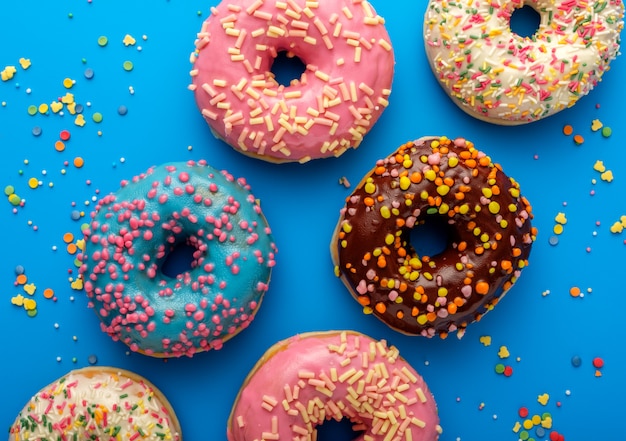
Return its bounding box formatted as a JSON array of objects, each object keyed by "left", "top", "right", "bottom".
[{"left": 79, "top": 160, "right": 277, "bottom": 358}]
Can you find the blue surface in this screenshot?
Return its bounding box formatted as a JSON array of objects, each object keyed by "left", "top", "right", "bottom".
[{"left": 1, "top": 1, "right": 625, "bottom": 440}]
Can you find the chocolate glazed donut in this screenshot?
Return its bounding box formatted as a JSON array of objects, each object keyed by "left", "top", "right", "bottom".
[{"left": 331, "top": 136, "right": 536, "bottom": 338}]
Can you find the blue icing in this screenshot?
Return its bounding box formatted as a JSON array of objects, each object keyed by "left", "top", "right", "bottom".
[{"left": 80, "top": 161, "right": 277, "bottom": 357}]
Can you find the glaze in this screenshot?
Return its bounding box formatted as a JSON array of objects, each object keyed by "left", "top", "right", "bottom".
[
  {"left": 79, "top": 160, "right": 277, "bottom": 357},
  {"left": 9, "top": 367, "right": 181, "bottom": 441},
  {"left": 189, "top": 0, "right": 394, "bottom": 162},
  {"left": 228, "top": 331, "right": 441, "bottom": 441},
  {"left": 424, "top": 0, "right": 624, "bottom": 124},
  {"left": 332, "top": 137, "right": 536, "bottom": 338}
]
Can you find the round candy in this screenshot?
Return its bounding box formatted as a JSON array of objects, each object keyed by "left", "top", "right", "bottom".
[{"left": 79, "top": 160, "right": 277, "bottom": 357}]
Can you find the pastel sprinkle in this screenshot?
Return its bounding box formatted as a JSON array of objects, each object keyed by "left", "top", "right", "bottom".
[
  {"left": 610, "top": 216, "right": 626, "bottom": 234},
  {"left": 537, "top": 393, "right": 550, "bottom": 406},
  {"left": 1, "top": 65, "right": 17, "bottom": 81},
  {"left": 601, "top": 126, "right": 612, "bottom": 138},
  {"left": 123, "top": 34, "right": 137, "bottom": 46},
  {"left": 591, "top": 119, "right": 603, "bottom": 131},
  {"left": 497, "top": 346, "right": 510, "bottom": 359},
  {"left": 97, "top": 35, "right": 108, "bottom": 46},
  {"left": 600, "top": 170, "right": 614, "bottom": 182},
  {"left": 593, "top": 160, "right": 606, "bottom": 173}
]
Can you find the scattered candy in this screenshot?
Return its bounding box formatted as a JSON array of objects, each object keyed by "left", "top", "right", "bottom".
[
  {"left": 573, "top": 134, "right": 584, "bottom": 145},
  {"left": 610, "top": 215, "right": 626, "bottom": 234},
  {"left": 591, "top": 119, "right": 603, "bottom": 131},
  {"left": 122, "top": 34, "right": 136, "bottom": 46},
  {"left": 553, "top": 212, "right": 567, "bottom": 235},
  {"left": 592, "top": 357, "right": 604, "bottom": 369},
  {"left": 562, "top": 124, "right": 573, "bottom": 136}
]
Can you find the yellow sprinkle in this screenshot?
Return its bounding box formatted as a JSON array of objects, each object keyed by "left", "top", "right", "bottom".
[
  {"left": 74, "top": 114, "right": 86, "bottom": 127},
  {"left": 554, "top": 212, "right": 567, "bottom": 224},
  {"left": 399, "top": 176, "right": 411, "bottom": 191},
  {"left": 437, "top": 185, "right": 450, "bottom": 196},
  {"left": 600, "top": 170, "right": 614, "bottom": 182},
  {"left": 28, "top": 177, "right": 39, "bottom": 189},
  {"left": 380, "top": 206, "right": 391, "bottom": 219},
  {"left": 591, "top": 119, "right": 603, "bottom": 132},
  {"left": 61, "top": 93, "right": 75, "bottom": 104},
  {"left": 123, "top": 34, "right": 137, "bottom": 46},
  {"left": 497, "top": 346, "right": 510, "bottom": 358},
  {"left": 63, "top": 78, "right": 74, "bottom": 89},
  {"left": 23, "top": 298, "right": 37, "bottom": 310},
  {"left": 537, "top": 393, "right": 549, "bottom": 406},
  {"left": 424, "top": 170, "right": 436, "bottom": 181},
  {"left": 11, "top": 295, "right": 25, "bottom": 306},
  {"left": 384, "top": 233, "right": 394, "bottom": 245},
  {"left": 364, "top": 181, "right": 376, "bottom": 194},
  {"left": 593, "top": 160, "right": 606, "bottom": 173},
  {"left": 51, "top": 102, "right": 63, "bottom": 113},
  {"left": 553, "top": 224, "right": 564, "bottom": 235},
  {"left": 488, "top": 201, "right": 500, "bottom": 214}
]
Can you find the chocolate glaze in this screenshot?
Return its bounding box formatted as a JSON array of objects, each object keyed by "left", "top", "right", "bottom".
[{"left": 332, "top": 136, "right": 536, "bottom": 338}]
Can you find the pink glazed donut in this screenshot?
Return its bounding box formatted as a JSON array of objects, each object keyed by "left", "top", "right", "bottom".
[
  {"left": 228, "top": 331, "right": 442, "bottom": 441},
  {"left": 189, "top": 0, "right": 395, "bottom": 163}
]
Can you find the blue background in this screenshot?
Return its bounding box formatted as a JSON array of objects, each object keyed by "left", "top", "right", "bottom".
[{"left": 1, "top": 1, "right": 625, "bottom": 440}]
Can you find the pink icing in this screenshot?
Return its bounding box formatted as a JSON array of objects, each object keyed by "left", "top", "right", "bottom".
[
  {"left": 189, "top": 0, "right": 395, "bottom": 163},
  {"left": 228, "top": 331, "right": 441, "bottom": 441}
]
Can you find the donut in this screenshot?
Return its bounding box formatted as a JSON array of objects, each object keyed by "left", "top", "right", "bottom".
[
  {"left": 331, "top": 136, "right": 536, "bottom": 338},
  {"left": 423, "top": 0, "right": 625, "bottom": 125},
  {"left": 228, "top": 330, "right": 441, "bottom": 441},
  {"left": 8, "top": 366, "right": 181, "bottom": 441},
  {"left": 79, "top": 160, "right": 277, "bottom": 358},
  {"left": 189, "top": 0, "right": 395, "bottom": 163}
]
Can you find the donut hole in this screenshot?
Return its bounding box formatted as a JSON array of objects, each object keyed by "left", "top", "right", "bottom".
[
  {"left": 160, "top": 238, "right": 204, "bottom": 279},
  {"left": 509, "top": 5, "right": 541, "bottom": 38},
  {"left": 315, "top": 418, "right": 364, "bottom": 441},
  {"left": 409, "top": 215, "right": 453, "bottom": 258},
  {"left": 270, "top": 50, "right": 307, "bottom": 87}
]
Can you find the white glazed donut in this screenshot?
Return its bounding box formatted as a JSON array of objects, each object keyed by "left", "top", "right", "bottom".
[
  {"left": 423, "top": 0, "right": 624, "bottom": 125},
  {"left": 189, "top": 0, "right": 395, "bottom": 163},
  {"left": 8, "top": 367, "right": 181, "bottom": 441}
]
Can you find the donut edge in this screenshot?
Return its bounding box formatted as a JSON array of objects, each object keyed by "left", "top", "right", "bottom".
[{"left": 10, "top": 366, "right": 183, "bottom": 441}]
